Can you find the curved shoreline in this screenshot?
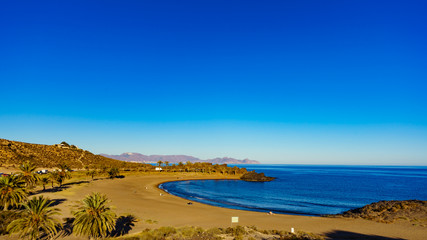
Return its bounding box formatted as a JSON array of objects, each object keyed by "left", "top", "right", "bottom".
[
  {"left": 157, "top": 179, "right": 320, "bottom": 217},
  {"left": 155, "top": 176, "right": 241, "bottom": 195},
  {"left": 34, "top": 173, "right": 427, "bottom": 240}
]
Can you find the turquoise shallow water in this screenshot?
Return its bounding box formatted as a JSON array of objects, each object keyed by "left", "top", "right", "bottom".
[{"left": 159, "top": 165, "right": 427, "bottom": 216}]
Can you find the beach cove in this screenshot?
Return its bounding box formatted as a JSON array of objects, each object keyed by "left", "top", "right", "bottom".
[
  {"left": 159, "top": 165, "right": 427, "bottom": 216},
  {"left": 2, "top": 172, "right": 423, "bottom": 240}
]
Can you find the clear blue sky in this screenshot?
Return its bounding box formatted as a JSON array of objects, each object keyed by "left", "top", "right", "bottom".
[{"left": 1, "top": 1, "right": 426, "bottom": 165}]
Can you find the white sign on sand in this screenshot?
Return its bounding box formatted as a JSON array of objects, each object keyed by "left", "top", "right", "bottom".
[{"left": 231, "top": 217, "right": 239, "bottom": 223}]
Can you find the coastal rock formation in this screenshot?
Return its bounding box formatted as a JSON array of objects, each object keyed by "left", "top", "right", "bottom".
[
  {"left": 101, "top": 153, "right": 260, "bottom": 164},
  {"left": 329, "top": 200, "right": 427, "bottom": 225},
  {"left": 240, "top": 171, "right": 276, "bottom": 182}
]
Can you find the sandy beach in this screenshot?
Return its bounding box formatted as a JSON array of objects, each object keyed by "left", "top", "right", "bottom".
[{"left": 1, "top": 172, "right": 426, "bottom": 239}]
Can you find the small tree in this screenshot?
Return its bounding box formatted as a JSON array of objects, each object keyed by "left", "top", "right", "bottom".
[
  {"left": 107, "top": 168, "right": 120, "bottom": 179},
  {"left": 86, "top": 170, "right": 97, "bottom": 180},
  {"left": 39, "top": 177, "right": 49, "bottom": 191},
  {"left": 99, "top": 166, "right": 108, "bottom": 176},
  {"left": 56, "top": 164, "right": 72, "bottom": 187}
]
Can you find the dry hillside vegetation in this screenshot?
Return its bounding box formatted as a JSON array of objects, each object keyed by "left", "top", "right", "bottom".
[
  {"left": 0, "top": 139, "right": 247, "bottom": 174},
  {"left": 117, "top": 226, "right": 324, "bottom": 240},
  {"left": 0, "top": 139, "right": 140, "bottom": 169},
  {"left": 331, "top": 200, "right": 427, "bottom": 226}
]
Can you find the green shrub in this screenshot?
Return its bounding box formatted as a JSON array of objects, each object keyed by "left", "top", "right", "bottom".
[{"left": 225, "top": 225, "right": 247, "bottom": 236}]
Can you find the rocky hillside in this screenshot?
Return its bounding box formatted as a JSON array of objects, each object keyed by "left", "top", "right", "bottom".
[
  {"left": 0, "top": 138, "right": 140, "bottom": 169},
  {"left": 329, "top": 200, "right": 427, "bottom": 225},
  {"left": 101, "top": 152, "right": 260, "bottom": 164}
]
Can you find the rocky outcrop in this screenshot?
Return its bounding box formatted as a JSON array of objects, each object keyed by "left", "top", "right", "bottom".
[
  {"left": 327, "top": 200, "right": 427, "bottom": 225},
  {"left": 240, "top": 171, "right": 276, "bottom": 182}
]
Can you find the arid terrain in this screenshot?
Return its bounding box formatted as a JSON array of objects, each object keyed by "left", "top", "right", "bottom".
[
  {"left": 1, "top": 170, "right": 425, "bottom": 240},
  {"left": 1, "top": 139, "right": 426, "bottom": 239}
]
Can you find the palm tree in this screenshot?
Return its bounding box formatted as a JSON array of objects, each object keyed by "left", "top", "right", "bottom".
[
  {"left": 206, "top": 166, "right": 213, "bottom": 174},
  {"left": 48, "top": 172, "right": 57, "bottom": 188},
  {"left": 86, "top": 170, "right": 97, "bottom": 180},
  {"left": 177, "top": 162, "right": 184, "bottom": 172},
  {"left": 19, "top": 161, "right": 39, "bottom": 188},
  {"left": 39, "top": 177, "right": 49, "bottom": 191},
  {"left": 7, "top": 196, "right": 61, "bottom": 239},
  {"left": 56, "top": 164, "right": 72, "bottom": 187},
  {"left": 72, "top": 192, "right": 116, "bottom": 239},
  {"left": 164, "top": 161, "right": 169, "bottom": 172},
  {"left": 220, "top": 166, "right": 227, "bottom": 175},
  {"left": 232, "top": 166, "right": 239, "bottom": 175},
  {"left": 0, "top": 175, "right": 27, "bottom": 210}
]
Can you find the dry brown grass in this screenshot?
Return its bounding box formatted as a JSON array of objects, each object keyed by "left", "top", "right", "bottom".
[
  {"left": 115, "top": 226, "right": 324, "bottom": 240},
  {"left": 329, "top": 200, "right": 427, "bottom": 225},
  {"left": 0, "top": 139, "right": 143, "bottom": 169}
]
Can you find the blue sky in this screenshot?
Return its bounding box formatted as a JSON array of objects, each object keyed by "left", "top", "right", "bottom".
[{"left": 1, "top": 1, "right": 426, "bottom": 165}]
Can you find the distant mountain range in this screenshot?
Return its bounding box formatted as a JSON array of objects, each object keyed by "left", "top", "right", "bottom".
[{"left": 100, "top": 153, "right": 260, "bottom": 164}]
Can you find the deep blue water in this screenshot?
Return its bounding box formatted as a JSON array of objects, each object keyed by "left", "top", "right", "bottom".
[{"left": 159, "top": 165, "right": 427, "bottom": 216}]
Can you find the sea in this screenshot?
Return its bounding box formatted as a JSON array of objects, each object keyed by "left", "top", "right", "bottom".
[{"left": 159, "top": 165, "right": 427, "bottom": 216}]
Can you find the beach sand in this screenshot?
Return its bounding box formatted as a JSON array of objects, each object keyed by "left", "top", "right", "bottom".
[{"left": 1, "top": 172, "right": 426, "bottom": 239}]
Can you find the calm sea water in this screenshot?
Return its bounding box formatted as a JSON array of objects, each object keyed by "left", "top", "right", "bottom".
[{"left": 159, "top": 165, "right": 427, "bottom": 216}]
